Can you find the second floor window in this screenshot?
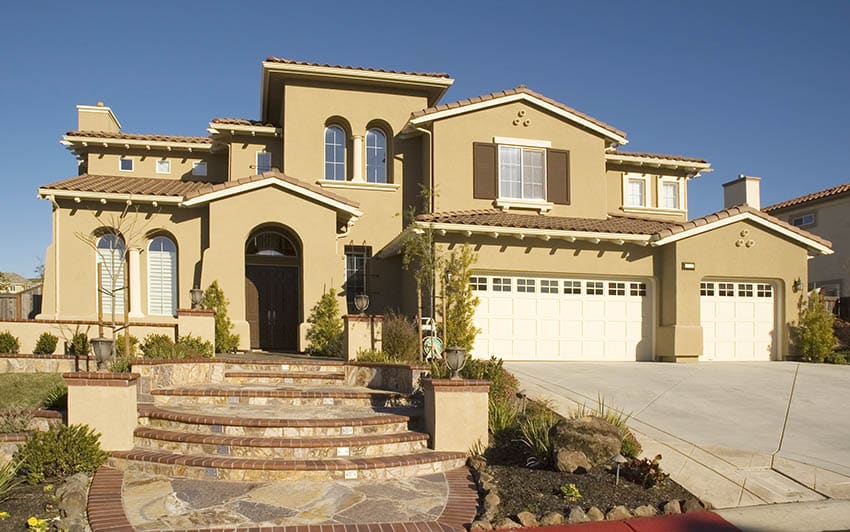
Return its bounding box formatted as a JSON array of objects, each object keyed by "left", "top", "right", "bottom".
[
  {"left": 192, "top": 161, "right": 207, "bottom": 176},
  {"left": 626, "top": 178, "right": 646, "bottom": 207},
  {"left": 119, "top": 157, "right": 133, "bottom": 172},
  {"left": 256, "top": 151, "right": 272, "bottom": 173},
  {"left": 366, "top": 128, "right": 387, "bottom": 183},
  {"left": 660, "top": 180, "right": 679, "bottom": 209},
  {"left": 499, "top": 146, "right": 545, "bottom": 200},
  {"left": 156, "top": 159, "right": 171, "bottom": 174},
  {"left": 325, "top": 125, "right": 346, "bottom": 181}
]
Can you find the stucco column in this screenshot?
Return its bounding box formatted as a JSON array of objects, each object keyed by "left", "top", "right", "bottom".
[
  {"left": 128, "top": 247, "right": 143, "bottom": 318},
  {"left": 352, "top": 135, "right": 364, "bottom": 182}
]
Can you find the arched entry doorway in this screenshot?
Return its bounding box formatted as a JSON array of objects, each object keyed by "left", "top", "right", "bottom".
[{"left": 244, "top": 227, "right": 301, "bottom": 351}]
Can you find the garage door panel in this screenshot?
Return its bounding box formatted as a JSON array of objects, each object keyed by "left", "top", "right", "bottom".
[
  {"left": 490, "top": 298, "right": 513, "bottom": 316},
  {"left": 701, "top": 280, "right": 775, "bottom": 361},
  {"left": 606, "top": 321, "right": 627, "bottom": 339}
]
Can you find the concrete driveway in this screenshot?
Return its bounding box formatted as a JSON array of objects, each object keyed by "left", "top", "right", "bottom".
[{"left": 506, "top": 361, "right": 850, "bottom": 508}]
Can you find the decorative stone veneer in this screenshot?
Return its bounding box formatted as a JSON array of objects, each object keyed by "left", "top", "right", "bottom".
[
  {"left": 0, "top": 354, "right": 94, "bottom": 373},
  {"left": 345, "top": 361, "right": 430, "bottom": 393}
]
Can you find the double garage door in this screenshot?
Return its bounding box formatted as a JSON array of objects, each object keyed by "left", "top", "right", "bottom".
[
  {"left": 700, "top": 281, "right": 776, "bottom": 361},
  {"left": 470, "top": 274, "right": 653, "bottom": 361}
]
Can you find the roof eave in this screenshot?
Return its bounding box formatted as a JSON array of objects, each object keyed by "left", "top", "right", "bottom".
[
  {"left": 61, "top": 135, "right": 214, "bottom": 151},
  {"left": 207, "top": 123, "right": 281, "bottom": 137},
  {"left": 37, "top": 188, "right": 183, "bottom": 205},
  {"left": 605, "top": 154, "right": 712, "bottom": 176}
]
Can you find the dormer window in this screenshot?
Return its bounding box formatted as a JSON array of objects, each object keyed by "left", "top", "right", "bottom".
[
  {"left": 119, "top": 157, "right": 133, "bottom": 172},
  {"left": 626, "top": 178, "right": 646, "bottom": 207},
  {"left": 498, "top": 146, "right": 545, "bottom": 200},
  {"left": 256, "top": 151, "right": 272, "bottom": 173},
  {"left": 324, "top": 125, "right": 346, "bottom": 181},
  {"left": 156, "top": 159, "right": 171, "bottom": 174},
  {"left": 659, "top": 177, "right": 681, "bottom": 210},
  {"left": 192, "top": 161, "right": 207, "bottom": 176}
]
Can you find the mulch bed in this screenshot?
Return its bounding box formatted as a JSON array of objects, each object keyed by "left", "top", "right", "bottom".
[
  {"left": 484, "top": 441, "right": 692, "bottom": 520},
  {"left": 0, "top": 481, "right": 60, "bottom": 532}
]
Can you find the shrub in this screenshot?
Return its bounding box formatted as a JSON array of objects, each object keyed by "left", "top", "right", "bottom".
[
  {"left": 460, "top": 356, "right": 520, "bottom": 404},
  {"left": 622, "top": 454, "right": 668, "bottom": 488},
  {"left": 355, "top": 349, "right": 391, "bottom": 363},
  {"left": 0, "top": 460, "right": 20, "bottom": 503},
  {"left": 0, "top": 331, "right": 20, "bottom": 354},
  {"left": 14, "top": 424, "right": 108, "bottom": 484},
  {"left": 489, "top": 396, "right": 521, "bottom": 443},
  {"left": 140, "top": 334, "right": 176, "bottom": 359},
  {"left": 202, "top": 281, "right": 239, "bottom": 354},
  {"left": 33, "top": 333, "right": 58, "bottom": 356},
  {"left": 560, "top": 483, "right": 581, "bottom": 502},
  {"left": 66, "top": 333, "right": 89, "bottom": 357},
  {"left": 109, "top": 355, "right": 131, "bottom": 373},
  {"left": 115, "top": 333, "right": 139, "bottom": 359},
  {"left": 41, "top": 383, "right": 67, "bottom": 410},
  {"left": 175, "top": 335, "right": 214, "bottom": 358},
  {"left": 305, "top": 289, "right": 343, "bottom": 357},
  {"left": 793, "top": 291, "right": 837, "bottom": 363},
  {"left": 382, "top": 310, "right": 419, "bottom": 362},
  {"left": 438, "top": 245, "right": 480, "bottom": 351},
  {"left": 621, "top": 431, "right": 643, "bottom": 459},
  {"left": 518, "top": 401, "right": 560, "bottom": 467},
  {"left": 0, "top": 407, "right": 34, "bottom": 434}
]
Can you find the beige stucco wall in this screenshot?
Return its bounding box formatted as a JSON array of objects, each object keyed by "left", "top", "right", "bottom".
[
  {"left": 227, "top": 137, "right": 282, "bottom": 180},
  {"left": 605, "top": 168, "right": 689, "bottom": 222},
  {"left": 86, "top": 149, "right": 227, "bottom": 182},
  {"left": 66, "top": 381, "right": 137, "bottom": 451},
  {"left": 424, "top": 381, "right": 489, "bottom": 453}
]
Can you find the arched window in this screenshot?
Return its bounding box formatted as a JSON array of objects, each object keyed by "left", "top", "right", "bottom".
[
  {"left": 366, "top": 128, "right": 387, "bottom": 183},
  {"left": 246, "top": 231, "right": 298, "bottom": 257},
  {"left": 96, "top": 234, "right": 125, "bottom": 315},
  {"left": 148, "top": 236, "right": 177, "bottom": 316},
  {"left": 324, "top": 125, "right": 346, "bottom": 181}
]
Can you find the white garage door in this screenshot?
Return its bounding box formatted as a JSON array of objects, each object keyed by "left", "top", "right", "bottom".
[
  {"left": 470, "top": 275, "right": 653, "bottom": 361},
  {"left": 700, "top": 281, "right": 775, "bottom": 361}
]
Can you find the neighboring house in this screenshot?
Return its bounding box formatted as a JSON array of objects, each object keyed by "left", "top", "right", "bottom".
[
  {"left": 0, "top": 272, "right": 38, "bottom": 294},
  {"left": 763, "top": 182, "right": 850, "bottom": 298},
  {"left": 0, "top": 273, "right": 42, "bottom": 320},
  {"left": 35, "top": 57, "right": 832, "bottom": 362}
]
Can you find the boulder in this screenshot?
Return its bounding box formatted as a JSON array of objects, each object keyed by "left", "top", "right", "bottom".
[
  {"left": 662, "top": 500, "right": 682, "bottom": 515},
  {"left": 586, "top": 507, "right": 605, "bottom": 521},
  {"left": 58, "top": 490, "right": 87, "bottom": 517},
  {"left": 549, "top": 416, "right": 622, "bottom": 466},
  {"left": 539, "top": 512, "right": 564, "bottom": 526},
  {"left": 683, "top": 498, "right": 705, "bottom": 513},
  {"left": 471, "top": 519, "right": 492, "bottom": 530},
  {"left": 568, "top": 507, "right": 590, "bottom": 523},
  {"left": 606, "top": 506, "right": 633, "bottom": 521},
  {"left": 555, "top": 449, "right": 592, "bottom": 474},
  {"left": 516, "top": 511, "right": 538, "bottom": 527},
  {"left": 632, "top": 505, "right": 658, "bottom": 518},
  {"left": 494, "top": 518, "right": 521, "bottom": 529},
  {"left": 483, "top": 491, "right": 500, "bottom": 515}
]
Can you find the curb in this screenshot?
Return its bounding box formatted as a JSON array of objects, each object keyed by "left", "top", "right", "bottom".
[{"left": 501, "top": 512, "right": 741, "bottom": 531}]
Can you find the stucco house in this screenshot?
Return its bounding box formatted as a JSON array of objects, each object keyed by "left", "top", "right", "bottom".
[
  {"left": 35, "top": 57, "right": 832, "bottom": 362},
  {"left": 763, "top": 182, "right": 849, "bottom": 299}
]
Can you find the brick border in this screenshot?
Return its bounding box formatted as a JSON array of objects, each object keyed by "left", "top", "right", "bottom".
[
  {"left": 150, "top": 387, "right": 397, "bottom": 400},
  {"left": 134, "top": 426, "right": 429, "bottom": 448},
  {"left": 0, "top": 432, "right": 28, "bottom": 442},
  {"left": 63, "top": 372, "right": 140, "bottom": 387},
  {"left": 224, "top": 371, "right": 345, "bottom": 380},
  {"left": 131, "top": 357, "right": 346, "bottom": 366},
  {"left": 87, "top": 465, "right": 477, "bottom": 532},
  {"left": 0, "top": 354, "right": 95, "bottom": 360},
  {"left": 138, "top": 404, "right": 409, "bottom": 428},
  {"left": 423, "top": 379, "right": 490, "bottom": 393}
]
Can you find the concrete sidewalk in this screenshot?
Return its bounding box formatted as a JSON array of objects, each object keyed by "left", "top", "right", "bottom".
[{"left": 717, "top": 499, "right": 850, "bottom": 532}]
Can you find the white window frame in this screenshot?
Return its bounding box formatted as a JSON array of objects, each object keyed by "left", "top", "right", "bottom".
[
  {"left": 790, "top": 212, "right": 816, "bottom": 228},
  {"left": 119, "top": 157, "right": 134, "bottom": 172},
  {"left": 155, "top": 159, "right": 171, "bottom": 174},
  {"left": 147, "top": 236, "right": 177, "bottom": 316},
  {"left": 192, "top": 161, "right": 207, "bottom": 176},
  {"left": 497, "top": 145, "right": 548, "bottom": 202},
  {"left": 256, "top": 151, "right": 272, "bottom": 173},
  {"left": 324, "top": 125, "right": 346, "bottom": 181},
  {"left": 623, "top": 172, "right": 650, "bottom": 208},
  {"left": 658, "top": 176, "right": 684, "bottom": 210}
]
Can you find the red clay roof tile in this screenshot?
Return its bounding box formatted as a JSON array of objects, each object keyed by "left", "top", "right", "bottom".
[
  {"left": 762, "top": 181, "right": 850, "bottom": 213},
  {"left": 265, "top": 56, "right": 451, "bottom": 79},
  {"left": 65, "top": 130, "right": 211, "bottom": 144}
]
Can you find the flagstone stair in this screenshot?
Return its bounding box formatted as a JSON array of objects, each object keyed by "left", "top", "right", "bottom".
[{"left": 109, "top": 358, "right": 467, "bottom": 481}]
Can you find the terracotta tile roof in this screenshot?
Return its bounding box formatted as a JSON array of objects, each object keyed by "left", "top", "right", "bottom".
[
  {"left": 265, "top": 56, "right": 451, "bottom": 79},
  {"left": 762, "top": 181, "right": 850, "bottom": 213},
  {"left": 410, "top": 85, "right": 627, "bottom": 139},
  {"left": 65, "top": 130, "right": 211, "bottom": 144},
  {"left": 210, "top": 117, "right": 277, "bottom": 127},
  {"left": 415, "top": 210, "right": 671, "bottom": 235},
  {"left": 608, "top": 150, "right": 708, "bottom": 164},
  {"left": 182, "top": 170, "right": 360, "bottom": 208},
  {"left": 40, "top": 174, "right": 208, "bottom": 196}
]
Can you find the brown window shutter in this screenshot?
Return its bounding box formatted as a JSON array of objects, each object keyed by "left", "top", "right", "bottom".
[
  {"left": 547, "top": 149, "right": 570, "bottom": 205},
  {"left": 473, "top": 142, "right": 498, "bottom": 199}
]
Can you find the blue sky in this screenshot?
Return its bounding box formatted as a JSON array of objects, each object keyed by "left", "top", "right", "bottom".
[{"left": 1, "top": 1, "right": 848, "bottom": 275}]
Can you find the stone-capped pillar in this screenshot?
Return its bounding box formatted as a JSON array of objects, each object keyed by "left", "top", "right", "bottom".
[
  {"left": 423, "top": 378, "right": 489, "bottom": 453},
  {"left": 351, "top": 135, "right": 364, "bottom": 182},
  {"left": 63, "top": 372, "right": 139, "bottom": 451},
  {"left": 128, "top": 247, "right": 143, "bottom": 318}
]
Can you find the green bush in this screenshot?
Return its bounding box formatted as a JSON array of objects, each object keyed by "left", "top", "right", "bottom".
[
  {"left": 140, "top": 334, "right": 176, "bottom": 359},
  {"left": 621, "top": 431, "right": 643, "bottom": 459},
  {"left": 382, "top": 310, "right": 419, "bottom": 362},
  {"left": 42, "top": 383, "right": 67, "bottom": 410},
  {"left": 115, "top": 333, "right": 139, "bottom": 359},
  {"left": 109, "top": 355, "right": 131, "bottom": 373},
  {"left": 355, "top": 349, "right": 391, "bottom": 363},
  {"left": 14, "top": 424, "right": 108, "bottom": 484},
  {"left": 202, "top": 281, "right": 239, "bottom": 354},
  {"left": 66, "top": 333, "right": 89, "bottom": 357},
  {"left": 0, "top": 407, "right": 34, "bottom": 434},
  {"left": 175, "top": 335, "right": 214, "bottom": 358},
  {"left": 0, "top": 460, "right": 20, "bottom": 503},
  {"left": 489, "top": 396, "right": 521, "bottom": 443},
  {"left": 0, "top": 331, "right": 20, "bottom": 354},
  {"left": 793, "top": 291, "right": 837, "bottom": 363},
  {"left": 305, "top": 289, "right": 343, "bottom": 357},
  {"left": 33, "top": 333, "right": 58, "bottom": 355},
  {"left": 438, "top": 245, "right": 480, "bottom": 351},
  {"left": 518, "top": 400, "right": 561, "bottom": 467}
]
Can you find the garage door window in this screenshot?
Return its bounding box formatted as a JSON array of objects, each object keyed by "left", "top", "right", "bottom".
[
  {"left": 470, "top": 277, "right": 487, "bottom": 291},
  {"left": 517, "top": 279, "right": 536, "bottom": 293},
  {"left": 757, "top": 284, "right": 772, "bottom": 297},
  {"left": 541, "top": 280, "right": 558, "bottom": 293},
  {"left": 586, "top": 281, "right": 604, "bottom": 295},
  {"left": 564, "top": 280, "right": 581, "bottom": 294},
  {"left": 492, "top": 278, "right": 511, "bottom": 292},
  {"left": 718, "top": 283, "right": 734, "bottom": 297},
  {"left": 630, "top": 282, "right": 647, "bottom": 296},
  {"left": 608, "top": 282, "right": 626, "bottom": 296},
  {"left": 738, "top": 284, "right": 754, "bottom": 297},
  {"left": 700, "top": 282, "right": 714, "bottom": 296}
]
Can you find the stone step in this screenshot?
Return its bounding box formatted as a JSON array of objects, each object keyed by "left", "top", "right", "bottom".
[
  {"left": 138, "top": 405, "right": 411, "bottom": 438},
  {"left": 133, "top": 426, "right": 429, "bottom": 458},
  {"left": 223, "top": 371, "right": 345, "bottom": 386},
  {"left": 222, "top": 360, "right": 344, "bottom": 374},
  {"left": 150, "top": 385, "right": 402, "bottom": 408},
  {"left": 109, "top": 448, "right": 468, "bottom": 481}
]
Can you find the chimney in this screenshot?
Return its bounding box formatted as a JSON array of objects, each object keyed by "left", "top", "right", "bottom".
[
  {"left": 722, "top": 175, "right": 761, "bottom": 210},
  {"left": 76, "top": 102, "right": 121, "bottom": 133}
]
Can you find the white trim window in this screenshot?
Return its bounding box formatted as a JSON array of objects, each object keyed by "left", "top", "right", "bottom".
[
  {"left": 324, "top": 126, "right": 346, "bottom": 181},
  {"left": 344, "top": 245, "right": 370, "bottom": 313},
  {"left": 624, "top": 173, "right": 649, "bottom": 207},
  {"left": 790, "top": 212, "right": 816, "bottom": 228},
  {"left": 147, "top": 236, "right": 177, "bottom": 316},
  {"left": 119, "top": 157, "right": 133, "bottom": 172},
  {"left": 192, "top": 161, "right": 207, "bottom": 176},
  {"left": 498, "top": 146, "right": 546, "bottom": 200},
  {"left": 156, "top": 159, "right": 171, "bottom": 174},
  {"left": 659, "top": 177, "right": 681, "bottom": 209},
  {"left": 365, "top": 128, "right": 387, "bottom": 183},
  {"left": 96, "top": 234, "right": 125, "bottom": 315},
  {"left": 256, "top": 151, "right": 272, "bottom": 173}
]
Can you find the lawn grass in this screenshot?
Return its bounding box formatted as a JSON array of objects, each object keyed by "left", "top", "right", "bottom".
[{"left": 0, "top": 374, "right": 66, "bottom": 409}]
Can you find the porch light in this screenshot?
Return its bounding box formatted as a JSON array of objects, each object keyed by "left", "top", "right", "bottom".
[
  {"left": 90, "top": 337, "right": 114, "bottom": 371},
  {"left": 681, "top": 262, "right": 696, "bottom": 271},
  {"left": 190, "top": 288, "right": 204, "bottom": 309},
  {"left": 444, "top": 346, "right": 467, "bottom": 380},
  {"left": 354, "top": 294, "right": 370, "bottom": 314}
]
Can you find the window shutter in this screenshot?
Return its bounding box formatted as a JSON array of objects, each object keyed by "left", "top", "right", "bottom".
[
  {"left": 547, "top": 149, "right": 570, "bottom": 205},
  {"left": 148, "top": 239, "right": 177, "bottom": 316},
  {"left": 473, "top": 142, "right": 498, "bottom": 199}
]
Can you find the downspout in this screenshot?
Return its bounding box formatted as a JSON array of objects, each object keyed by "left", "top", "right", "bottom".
[
  {"left": 48, "top": 195, "right": 60, "bottom": 318},
  {"left": 411, "top": 125, "right": 436, "bottom": 321}
]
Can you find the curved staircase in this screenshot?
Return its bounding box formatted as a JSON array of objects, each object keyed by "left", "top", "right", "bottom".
[{"left": 109, "top": 358, "right": 467, "bottom": 481}]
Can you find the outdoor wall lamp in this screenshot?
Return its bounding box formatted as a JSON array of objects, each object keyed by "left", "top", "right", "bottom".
[
  {"left": 681, "top": 262, "right": 696, "bottom": 271},
  {"left": 354, "top": 294, "right": 370, "bottom": 314},
  {"left": 444, "top": 346, "right": 467, "bottom": 380},
  {"left": 190, "top": 287, "right": 204, "bottom": 309},
  {"left": 792, "top": 278, "right": 803, "bottom": 293}
]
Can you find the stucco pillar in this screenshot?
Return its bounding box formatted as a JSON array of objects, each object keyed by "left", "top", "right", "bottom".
[
  {"left": 423, "top": 379, "right": 489, "bottom": 452},
  {"left": 352, "top": 135, "right": 364, "bottom": 182},
  {"left": 128, "top": 247, "right": 144, "bottom": 318},
  {"left": 63, "top": 372, "right": 139, "bottom": 451}
]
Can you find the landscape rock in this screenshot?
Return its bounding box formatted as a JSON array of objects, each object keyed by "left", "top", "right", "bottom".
[
  {"left": 549, "top": 416, "right": 622, "bottom": 466},
  {"left": 555, "top": 449, "right": 592, "bottom": 473},
  {"left": 540, "top": 511, "right": 564, "bottom": 526},
  {"left": 483, "top": 491, "right": 500, "bottom": 515},
  {"left": 568, "top": 507, "right": 590, "bottom": 523},
  {"left": 632, "top": 505, "right": 658, "bottom": 518},
  {"left": 494, "top": 517, "right": 521, "bottom": 529},
  {"left": 55, "top": 473, "right": 90, "bottom": 498},
  {"left": 662, "top": 500, "right": 682, "bottom": 515},
  {"left": 606, "top": 505, "right": 633, "bottom": 521},
  {"left": 586, "top": 507, "right": 605, "bottom": 521},
  {"left": 55, "top": 516, "right": 88, "bottom": 532},
  {"left": 471, "top": 519, "right": 493, "bottom": 530},
  {"left": 58, "top": 489, "right": 87, "bottom": 517},
  {"left": 516, "top": 511, "right": 538, "bottom": 527},
  {"left": 468, "top": 455, "right": 486, "bottom": 471},
  {"left": 683, "top": 498, "right": 705, "bottom": 513}
]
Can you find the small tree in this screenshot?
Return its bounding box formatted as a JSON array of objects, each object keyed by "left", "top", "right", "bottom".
[
  {"left": 438, "top": 244, "right": 480, "bottom": 351},
  {"left": 793, "top": 291, "right": 837, "bottom": 362},
  {"left": 201, "top": 281, "right": 239, "bottom": 354},
  {"left": 305, "top": 289, "right": 343, "bottom": 357}
]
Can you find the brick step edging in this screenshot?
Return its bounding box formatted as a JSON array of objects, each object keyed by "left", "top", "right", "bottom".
[
  {"left": 150, "top": 387, "right": 400, "bottom": 399},
  {"left": 138, "top": 405, "right": 410, "bottom": 428},
  {"left": 134, "top": 426, "right": 429, "bottom": 447},
  {"left": 224, "top": 371, "right": 345, "bottom": 379}
]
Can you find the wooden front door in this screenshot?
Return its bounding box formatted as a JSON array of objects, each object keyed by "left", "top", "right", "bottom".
[{"left": 245, "top": 265, "right": 299, "bottom": 351}]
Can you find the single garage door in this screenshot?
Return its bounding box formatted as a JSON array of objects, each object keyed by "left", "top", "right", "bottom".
[
  {"left": 470, "top": 275, "right": 653, "bottom": 361},
  {"left": 700, "top": 281, "right": 775, "bottom": 361}
]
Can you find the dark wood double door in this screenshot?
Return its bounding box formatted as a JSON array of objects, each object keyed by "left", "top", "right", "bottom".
[{"left": 245, "top": 265, "right": 299, "bottom": 351}]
